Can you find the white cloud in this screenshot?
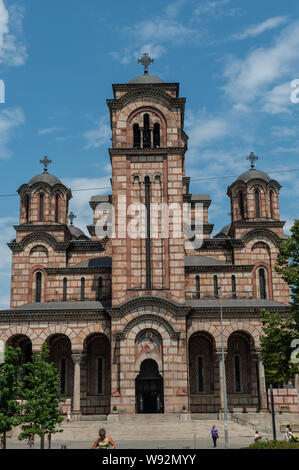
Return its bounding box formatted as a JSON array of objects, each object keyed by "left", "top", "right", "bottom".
[
  {"left": 0, "top": 108, "right": 25, "bottom": 158},
  {"left": 83, "top": 115, "right": 110, "bottom": 149},
  {"left": 223, "top": 20, "right": 299, "bottom": 106},
  {"left": 262, "top": 81, "right": 293, "bottom": 114},
  {"left": 38, "top": 127, "right": 64, "bottom": 135},
  {"left": 194, "top": 0, "right": 239, "bottom": 18},
  {"left": 63, "top": 177, "right": 111, "bottom": 235},
  {"left": 186, "top": 111, "right": 231, "bottom": 148},
  {"left": 231, "top": 16, "right": 288, "bottom": 40},
  {"left": 0, "top": 1, "right": 27, "bottom": 67}
]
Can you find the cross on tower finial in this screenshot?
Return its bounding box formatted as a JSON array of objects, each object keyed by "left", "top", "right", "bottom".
[
  {"left": 40, "top": 155, "right": 52, "bottom": 173},
  {"left": 246, "top": 151, "right": 259, "bottom": 169},
  {"left": 138, "top": 53, "right": 154, "bottom": 75},
  {"left": 68, "top": 211, "right": 76, "bottom": 226}
]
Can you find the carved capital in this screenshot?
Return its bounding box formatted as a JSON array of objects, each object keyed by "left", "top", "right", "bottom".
[{"left": 71, "top": 353, "right": 85, "bottom": 365}]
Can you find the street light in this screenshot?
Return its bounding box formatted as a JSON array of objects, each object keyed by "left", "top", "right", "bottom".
[{"left": 216, "top": 287, "right": 229, "bottom": 449}]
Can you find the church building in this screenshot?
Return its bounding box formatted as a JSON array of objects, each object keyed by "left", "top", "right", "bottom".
[{"left": 0, "top": 55, "right": 290, "bottom": 416}]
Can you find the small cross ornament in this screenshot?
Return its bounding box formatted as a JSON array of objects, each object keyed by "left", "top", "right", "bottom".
[
  {"left": 68, "top": 211, "right": 76, "bottom": 226},
  {"left": 40, "top": 155, "right": 52, "bottom": 173},
  {"left": 246, "top": 152, "right": 258, "bottom": 169},
  {"left": 138, "top": 53, "right": 154, "bottom": 75}
]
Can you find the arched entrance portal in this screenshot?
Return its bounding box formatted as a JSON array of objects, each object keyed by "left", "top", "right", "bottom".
[{"left": 136, "top": 359, "right": 164, "bottom": 414}]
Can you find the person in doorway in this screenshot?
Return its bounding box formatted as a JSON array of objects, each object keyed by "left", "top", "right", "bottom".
[
  {"left": 254, "top": 430, "right": 262, "bottom": 442},
  {"left": 92, "top": 428, "right": 116, "bottom": 449},
  {"left": 210, "top": 425, "right": 219, "bottom": 448},
  {"left": 66, "top": 408, "right": 71, "bottom": 423}
]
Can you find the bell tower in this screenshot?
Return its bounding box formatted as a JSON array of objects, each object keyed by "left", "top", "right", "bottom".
[{"left": 107, "top": 55, "right": 188, "bottom": 306}]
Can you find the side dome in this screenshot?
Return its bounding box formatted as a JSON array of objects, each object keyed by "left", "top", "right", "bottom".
[
  {"left": 69, "top": 225, "right": 89, "bottom": 240},
  {"left": 28, "top": 172, "right": 62, "bottom": 187},
  {"left": 128, "top": 74, "right": 165, "bottom": 84},
  {"left": 237, "top": 169, "right": 271, "bottom": 184}
]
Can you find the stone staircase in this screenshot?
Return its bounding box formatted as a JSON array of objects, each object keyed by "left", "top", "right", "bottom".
[{"left": 49, "top": 414, "right": 261, "bottom": 442}]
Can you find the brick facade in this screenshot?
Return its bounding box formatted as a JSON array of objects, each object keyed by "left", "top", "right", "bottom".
[{"left": 0, "top": 70, "right": 292, "bottom": 415}]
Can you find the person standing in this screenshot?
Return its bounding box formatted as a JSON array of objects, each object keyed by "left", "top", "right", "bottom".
[{"left": 211, "top": 425, "right": 219, "bottom": 448}]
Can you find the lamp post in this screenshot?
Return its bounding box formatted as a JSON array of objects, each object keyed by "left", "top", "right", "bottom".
[{"left": 217, "top": 287, "right": 229, "bottom": 448}]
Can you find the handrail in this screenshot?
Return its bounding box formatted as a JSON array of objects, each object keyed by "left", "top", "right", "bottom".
[{"left": 228, "top": 412, "right": 256, "bottom": 431}]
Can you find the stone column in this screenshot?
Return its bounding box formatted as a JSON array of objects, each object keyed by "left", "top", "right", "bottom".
[
  {"left": 256, "top": 352, "right": 268, "bottom": 411},
  {"left": 71, "top": 353, "right": 85, "bottom": 416},
  {"left": 216, "top": 351, "right": 227, "bottom": 411}
]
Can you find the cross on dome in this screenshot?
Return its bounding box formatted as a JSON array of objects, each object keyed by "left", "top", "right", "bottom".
[
  {"left": 40, "top": 156, "right": 52, "bottom": 173},
  {"left": 138, "top": 53, "right": 154, "bottom": 75},
  {"left": 246, "top": 152, "right": 258, "bottom": 169},
  {"left": 68, "top": 211, "right": 76, "bottom": 226}
]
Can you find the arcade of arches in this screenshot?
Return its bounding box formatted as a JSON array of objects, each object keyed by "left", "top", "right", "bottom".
[{"left": 3, "top": 323, "right": 267, "bottom": 415}]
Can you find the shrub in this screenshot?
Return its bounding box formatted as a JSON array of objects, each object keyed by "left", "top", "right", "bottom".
[{"left": 249, "top": 440, "right": 299, "bottom": 449}]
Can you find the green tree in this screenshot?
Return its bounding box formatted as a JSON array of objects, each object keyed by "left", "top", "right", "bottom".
[
  {"left": 18, "top": 343, "right": 64, "bottom": 449},
  {"left": 259, "top": 309, "right": 297, "bottom": 386},
  {"left": 260, "top": 219, "right": 299, "bottom": 386},
  {"left": 275, "top": 218, "right": 299, "bottom": 325},
  {"left": 0, "top": 346, "right": 23, "bottom": 449}
]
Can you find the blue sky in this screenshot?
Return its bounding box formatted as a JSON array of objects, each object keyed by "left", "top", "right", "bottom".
[{"left": 0, "top": 0, "right": 298, "bottom": 308}]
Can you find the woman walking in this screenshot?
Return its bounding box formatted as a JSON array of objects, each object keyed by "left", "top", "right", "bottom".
[{"left": 210, "top": 425, "right": 219, "bottom": 448}]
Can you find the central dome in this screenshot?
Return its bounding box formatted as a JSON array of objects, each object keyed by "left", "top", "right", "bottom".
[
  {"left": 28, "top": 172, "right": 62, "bottom": 187},
  {"left": 128, "top": 74, "right": 165, "bottom": 84}
]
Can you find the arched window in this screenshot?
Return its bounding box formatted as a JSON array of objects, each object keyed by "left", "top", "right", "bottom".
[
  {"left": 270, "top": 190, "right": 274, "bottom": 219},
  {"left": 255, "top": 190, "right": 260, "bottom": 218},
  {"left": 39, "top": 194, "right": 44, "bottom": 222},
  {"left": 197, "top": 356, "right": 204, "bottom": 392},
  {"left": 24, "top": 194, "right": 30, "bottom": 223},
  {"left": 35, "top": 271, "right": 42, "bottom": 303},
  {"left": 232, "top": 275, "right": 236, "bottom": 299},
  {"left": 143, "top": 113, "right": 151, "bottom": 148},
  {"left": 63, "top": 277, "right": 67, "bottom": 301},
  {"left": 97, "top": 357, "right": 103, "bottom": 394},
  {"left": 81, "top": 277, "right": 85, "bottom": 301},
  {"left": 239, "top": 191, "right": 245, "bottom": 219},
  {"left": 98, "top": 277, "right": 103, "bottom": 300},
  {"left": 234, "top": 355, "right": 241, "bottom": 392},
  {"left": 153, "top": 122, "right": 160, "bottom": 147},
  {"left": 133, "top": 123, "right": 141, "bottom": 148},
  {"left": 55, "top": 194, "right": 59, "bottom": 223},
  {"left": 196, "top": 275, "right": 200, "bottom": 299},
  {"left": 60, "top": 358, "right": 67, "bottom": 394},
  {"left": 213, "top": 275, "right": 219, "bottom": 297},
  {"left": 259, "top": 268, "right": 267, "bottom": 299}
]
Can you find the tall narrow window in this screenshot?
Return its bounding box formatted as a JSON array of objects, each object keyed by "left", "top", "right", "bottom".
[
  {"left": 36, "top": 272, "right": 42, "bottom": 303},
  {"left": 239, "top": 191, "right": 245, "bottom": 219},
  {"left": 153, "top": 123, "right": 160, "bottom": 147},
  {"left": 133, "top": 123, "right": 141, "bottom": 148},
  {"left": 145, "top": 176, "right": 151, "bottom": 290},
  {"left": 39, "top": 194, "right": 44, "bottom": 222},
  {"left": 55, "top": 194, "right": 59, "bottom": 223},
  {"left": 25, "top": 194, "right": 30, "bottom": 223},
  {"left": 198, "top": 356, "right": 204, "bottom": 392},
  {"left": 63, "top": 277, "right": 67, "bottom": 301},
  {"left": 81, "top": 277, "right": 85, "bottom": 301},
  {"left": 97, "top": 357, "right": 103, "bottom": 394},
  {"left": 255, "top": 190, "right": 260, "bottom": 218},
  {"left": 259, "top": 268, "right": 267, "bottom": 299},
  {"left": 143, "top": 113, "right": 151, "bottom": 148},
  {"left": 234, "top": 356, "right": 241, "bottom": 392},
  {"left": 196, "top": 275, "right": 200, "bottom": 299},
  {"left": 60, "top": 358, "right": 66, "bottom": 394},
  {"left": 270, "top": 190, "right": 274, "bottom": 219},
  {"left": 98, "top": 277, "right": 103, "bottom": 300},
  {"left": 213, "top": 275, "right": 219, "bottom": 297},
  {"left": 232, "top": 275, "right": 236, "bottom": 299}
]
